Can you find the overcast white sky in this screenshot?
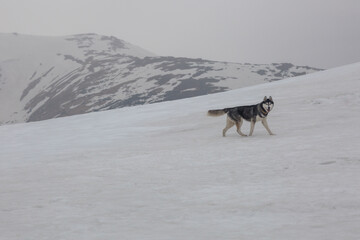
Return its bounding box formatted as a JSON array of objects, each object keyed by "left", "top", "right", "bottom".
[{"left": 1, "top": 0, "right": 359, "bottom": 68}]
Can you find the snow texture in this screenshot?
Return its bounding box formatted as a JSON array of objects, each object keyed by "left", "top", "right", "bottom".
[{"left": 0, "top": 63, "right": 359, "bottom": 239}]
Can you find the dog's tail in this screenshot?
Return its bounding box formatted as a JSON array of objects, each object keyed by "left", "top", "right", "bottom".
[{"left": 207, "top": 109, "right": 227, "bottom": 116}]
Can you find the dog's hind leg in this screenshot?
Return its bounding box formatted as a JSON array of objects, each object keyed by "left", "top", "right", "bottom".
[
  {"left": 223, "top": 117, "right": 235, "bottom": 137},
  {"left": 235, "top": 118, "right": 247, "bottom": 137},
  {"left": 249, "top": 120, "right": 256, "bottom": 136}
]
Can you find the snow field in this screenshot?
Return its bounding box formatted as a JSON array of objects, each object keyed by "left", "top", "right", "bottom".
[{"left": 0, "top": 63, "right": 360, "bottom": 239}]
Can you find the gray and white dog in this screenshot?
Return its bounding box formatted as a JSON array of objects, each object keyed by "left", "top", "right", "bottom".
[{"left": 208, "top": 96, "right": 275, "bottom": 137}]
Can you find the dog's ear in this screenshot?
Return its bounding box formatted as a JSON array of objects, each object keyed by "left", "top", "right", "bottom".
[
  {"left": 269, "top": 96, "right": 273, "bottom": 101},
  {"left": 263, "top": 96, "right": 267, "bottom": 101}
]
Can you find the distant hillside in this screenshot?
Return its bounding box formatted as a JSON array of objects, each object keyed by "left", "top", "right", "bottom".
[{"left": 0, "top": 33, "right": 322, "bottom": 124}]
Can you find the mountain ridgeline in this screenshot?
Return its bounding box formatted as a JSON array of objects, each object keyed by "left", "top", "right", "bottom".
[{"left": 0, "top": 33, "right": 322, "bottom": 124}]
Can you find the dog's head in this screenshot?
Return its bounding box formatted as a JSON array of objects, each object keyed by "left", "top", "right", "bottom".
[{"left": 262, "top": 96, "right": 274, "bottom": 112}]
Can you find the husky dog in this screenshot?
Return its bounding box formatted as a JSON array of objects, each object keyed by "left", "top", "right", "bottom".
[{"left": 208, "top": 96, "right": 275, "bottom": 137}]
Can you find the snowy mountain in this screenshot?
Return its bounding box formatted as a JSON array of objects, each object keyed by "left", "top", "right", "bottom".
[
  {"left": 0, "top": 62, "right": 359, "bottom": 240},
  {"left": 0, "top": 33, "right": 321, "bottom": 124}
]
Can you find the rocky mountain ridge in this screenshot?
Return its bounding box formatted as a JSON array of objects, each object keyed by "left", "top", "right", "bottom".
[{"left": 0, "top": 33, "right": 322, "bottom": 124}]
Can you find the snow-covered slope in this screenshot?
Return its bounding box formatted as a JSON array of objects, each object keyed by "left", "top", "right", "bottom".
[
  {"left": 1, "top": 63, "right": 359, "bottom": 239},
  {"left": 0, "top": 33, "right": 321, "bottom": 124}
]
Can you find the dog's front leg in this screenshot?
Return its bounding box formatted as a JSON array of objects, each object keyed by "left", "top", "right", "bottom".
[
  {"left": 261, "top": 118, "right": 275, "bottom": 135},
  {"left": 249, "top": 120, "right": 256, "bottom": 136}
]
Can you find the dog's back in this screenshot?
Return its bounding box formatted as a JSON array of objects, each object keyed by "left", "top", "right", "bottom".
[{"left": 208, "top": 105, "right": 257, "bottom": 122}]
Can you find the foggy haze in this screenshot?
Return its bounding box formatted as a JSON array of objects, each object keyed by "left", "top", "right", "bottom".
[{"left": 1, "top": 0, "right": 359, "bottom": 68}]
